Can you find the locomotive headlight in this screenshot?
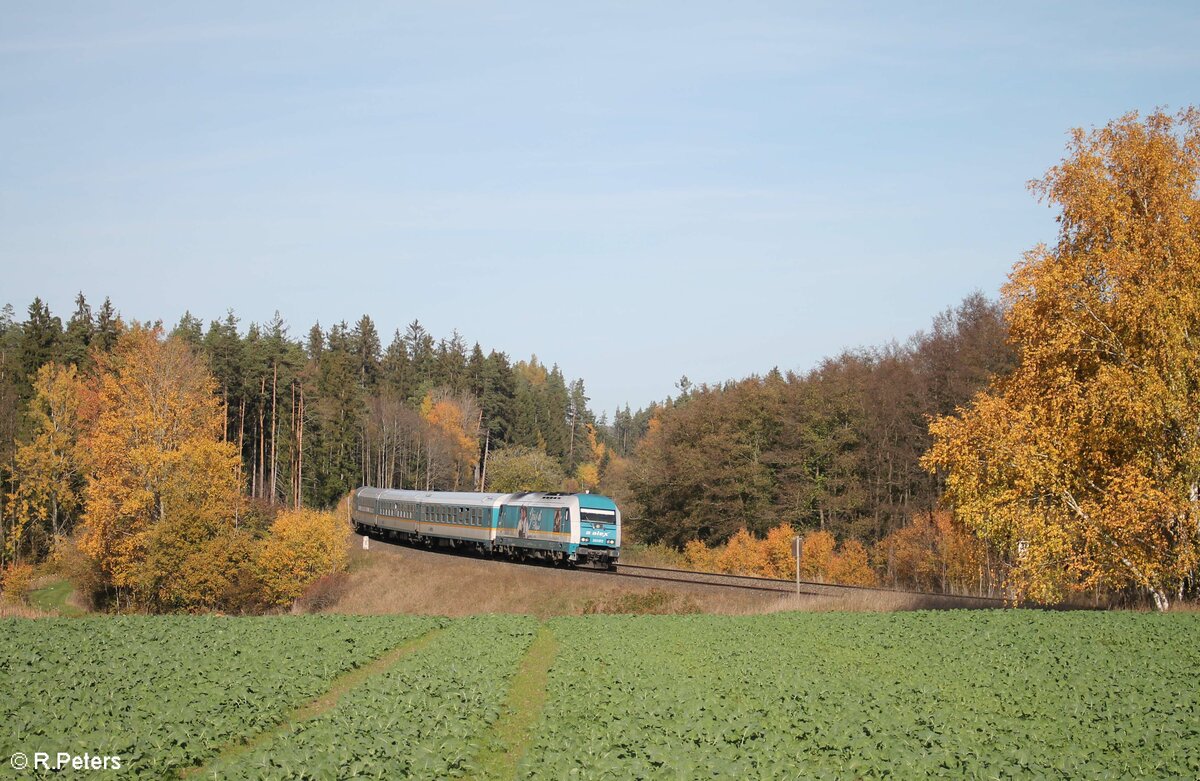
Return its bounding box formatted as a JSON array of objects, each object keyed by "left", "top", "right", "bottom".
[{"left": 581, "top": 537, "right": 590, "bottom": 543}]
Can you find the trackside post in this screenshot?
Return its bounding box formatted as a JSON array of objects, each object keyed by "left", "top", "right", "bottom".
[{"left": 792, "top": 536, "right": 801, "bottom": 595}]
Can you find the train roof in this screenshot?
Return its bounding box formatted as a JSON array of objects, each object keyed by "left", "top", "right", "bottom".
[
  {"left": 356, "top": 486, "right": 619, "bottom": 508},
  {"left": 357, "top": 487, "right": 509, "bottom": 505},
  {"left": 577, "top": 493, "right": 619, "bottom": 510}
]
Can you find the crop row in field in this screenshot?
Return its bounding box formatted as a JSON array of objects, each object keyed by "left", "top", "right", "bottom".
[
  {"left": 202, "top": 614, "right": 539, "bottom": 779},
  {"left": 521, "top": 611, "right": 1200, "bottom": 779},
  {"left": 0, "top": 615, "right": 443, "bottom": 778},
  {"left": 4, "top": 611, "right": 1200, "bottom": 779}
]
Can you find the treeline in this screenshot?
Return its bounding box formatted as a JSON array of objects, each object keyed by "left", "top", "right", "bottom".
[
  {"left": 619, "top": 292, "right": 1014, "bottom": 548},
  {"left": 0, "top": 290, "right": 1009, "bottom": 589},
  {"left": 0, "top": 295, "right": 614, "bottom": 572}
]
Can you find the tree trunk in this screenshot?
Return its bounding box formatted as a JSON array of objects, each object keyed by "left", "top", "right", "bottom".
[
  {"left": 296, "top": 384, "right": 305, "bottom": 508},
  {"left": 258, "top": 376, "right": 266, "bottom": 500},
  {"left": 481, "top": 429, "right": 490, "bottom": 491},
  {"left": 270, "top": 361, "right": 277, "bottom": 504}
]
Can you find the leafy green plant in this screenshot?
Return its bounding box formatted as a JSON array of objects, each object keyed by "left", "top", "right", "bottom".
[
  {"left": 522, "top": 612, "right": 1200, "bottom": 779},
  {"left": 208, "top": 615, "right": 539, "bottom": 780},
  {"left": 0, "top": 615, "right": 442, "bottom": 778}
]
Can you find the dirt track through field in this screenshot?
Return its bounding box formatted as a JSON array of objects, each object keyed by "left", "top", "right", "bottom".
[
  {"left": 467, "top": 625, "right": 560, "bottom": 781},
  {"left": 180, "top": 627, "right": 444, "bottom": 779}
]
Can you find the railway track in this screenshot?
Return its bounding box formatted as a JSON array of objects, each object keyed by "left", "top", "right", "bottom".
[
  {"left": 609, "top": 563, "right": 1009, "bottom": 606},
  {"left": 361, "top": 532, "right": 1011, "bottom": 607}
]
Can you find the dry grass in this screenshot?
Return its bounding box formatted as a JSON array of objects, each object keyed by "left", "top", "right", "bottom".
[
  {"left": 0, "top": 602, "right": 51, "bottom": 618},
  {"left": 327, "top": 534, "right": 778, "bottom": 617},
  {"left": 326, "top": 533, "right": 1008, "bottom": 617},
  {"left": 758, "top": 590, "right": 981, "bottom": 613}
]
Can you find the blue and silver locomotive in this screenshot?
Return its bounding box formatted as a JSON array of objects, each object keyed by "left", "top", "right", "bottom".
[{"left": 351, "top": 487, "right": 621, "bottom": 568}]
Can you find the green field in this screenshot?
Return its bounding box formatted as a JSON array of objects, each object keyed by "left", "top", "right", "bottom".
[{"left": 2, "top": 612, "right": 1198, "bottom": 779}]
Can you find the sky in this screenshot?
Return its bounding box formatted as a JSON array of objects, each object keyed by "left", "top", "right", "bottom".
[{"left": 2, "top": 2, "right": 1199, "bottom": 417}]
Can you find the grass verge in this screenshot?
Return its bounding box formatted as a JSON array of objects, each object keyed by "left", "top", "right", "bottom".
[
  {"left": 180, "top": 626, "right": 444, "bottom": 779},
  {"left": 28, "top": 579, "right": 86, "bottom": 616},
  {"left": 466, "top": 624, "right": 560, "bottom": 781}
]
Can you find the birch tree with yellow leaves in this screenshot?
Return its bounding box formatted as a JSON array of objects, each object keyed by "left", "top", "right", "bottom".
[
  {"left": 78, "top": 325, "right": 242, "bottom": 609},
  {"left": 9, "top": 362, "right": 85, "bottom": 561},
  {"left": 924, "top": 109, "right": 1200, "bottom": 609}
]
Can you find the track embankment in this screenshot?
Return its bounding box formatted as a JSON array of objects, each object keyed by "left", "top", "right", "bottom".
[{"left": 609, "top": 563, "right": 1010, "bottom": 609}]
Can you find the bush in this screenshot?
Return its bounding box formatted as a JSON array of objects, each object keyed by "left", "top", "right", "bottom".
[
  {"left": 828, "top": 540, "right": 878, "bottom": 587},
  {"left": 259, "top": 509, "right": 350, "bottom": 605},
  {"left": 582, "top": 588, "right": 700, "bottom": 615},
  {"left": 800, "top": 531, "right": 836, "bottom": 580},
  {"left": 485, "top": 445, "right": 567, "bottom": 492},
  {"left": 167, "top": 529, "right": 267, "bottom": 613},
  {"left": 1, "top": 563, "right": 36, "bottom": 605},
  {"left": 49, "top": 535, "right": 105, "bottom": 610},
  {"left": 292, "top": 571, "right": 351, "bottom": 614}
]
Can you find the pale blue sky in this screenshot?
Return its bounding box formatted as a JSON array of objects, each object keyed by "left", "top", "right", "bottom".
[{"left": 2, "top": 2, "right": 1198, "bottom": 416}]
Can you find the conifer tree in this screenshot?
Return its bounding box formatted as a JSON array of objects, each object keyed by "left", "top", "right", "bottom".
[{"left": 62, "top": 293, "right": 95, "bottom": 368}]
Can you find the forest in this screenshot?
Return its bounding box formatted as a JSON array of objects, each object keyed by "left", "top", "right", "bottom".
[
  {"left": 0, "top": 286, "right": 1012, "bottom": 605},
  {"left": 1, "top": 108, "right": 1197, "bottom": 610}
]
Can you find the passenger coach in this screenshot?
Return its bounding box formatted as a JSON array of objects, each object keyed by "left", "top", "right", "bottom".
[{"left": 351, "top": 487, "right": 621, "bottom": 568}]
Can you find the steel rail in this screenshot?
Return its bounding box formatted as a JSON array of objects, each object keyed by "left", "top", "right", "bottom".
[
  {"left": 601, "top": 566, "right": 825, "bottom": 596},
  {"left": 613, "top": 563, "right": 1007, "bottom": 604}
]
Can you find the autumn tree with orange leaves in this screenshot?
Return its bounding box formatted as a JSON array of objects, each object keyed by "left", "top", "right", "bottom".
[
  {"left": 872, "top": 511, "right": 989, "bottom": 594},
  {"left": 78, "top": 325, "right": 243, "bottom": 609},
  {"left": 420, "top": 390, "right": 480, "bottom": 490},
  {"left": 681, "top": 524, "right": 877, "bottom": 585},
  {"left": 925, "top": 109, "right": 1200, "bottom": 610}
]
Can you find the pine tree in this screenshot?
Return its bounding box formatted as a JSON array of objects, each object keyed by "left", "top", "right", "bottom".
[
  {"left": 380, "top": 329, "right": 411, "bottom": 398},
  {"left": 61, "top": 293, "right": 95, "bottom": 368},
  {"left": 93, "top": 297, "right": 121, "bottom": 353},
  {"left": 352, "top": 314, "right": 381, "bottom": 391},
  {"left": 18, "top": 298, "right": 62, "bottom": 397},
  {"left": 404, "top": 320, "right": 434, "bottom": 398},
  {"left": 479, "top": 350, "right": 515, "bottom": 443}
]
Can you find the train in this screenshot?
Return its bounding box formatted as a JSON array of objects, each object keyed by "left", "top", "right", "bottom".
[{"left": 351, "top": 486, "right": 622, "bottom": 568}]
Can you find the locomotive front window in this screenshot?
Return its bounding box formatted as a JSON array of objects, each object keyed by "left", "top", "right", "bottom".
[{"left": 580, "top": 509, "right": 616, "bottom": 524}]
